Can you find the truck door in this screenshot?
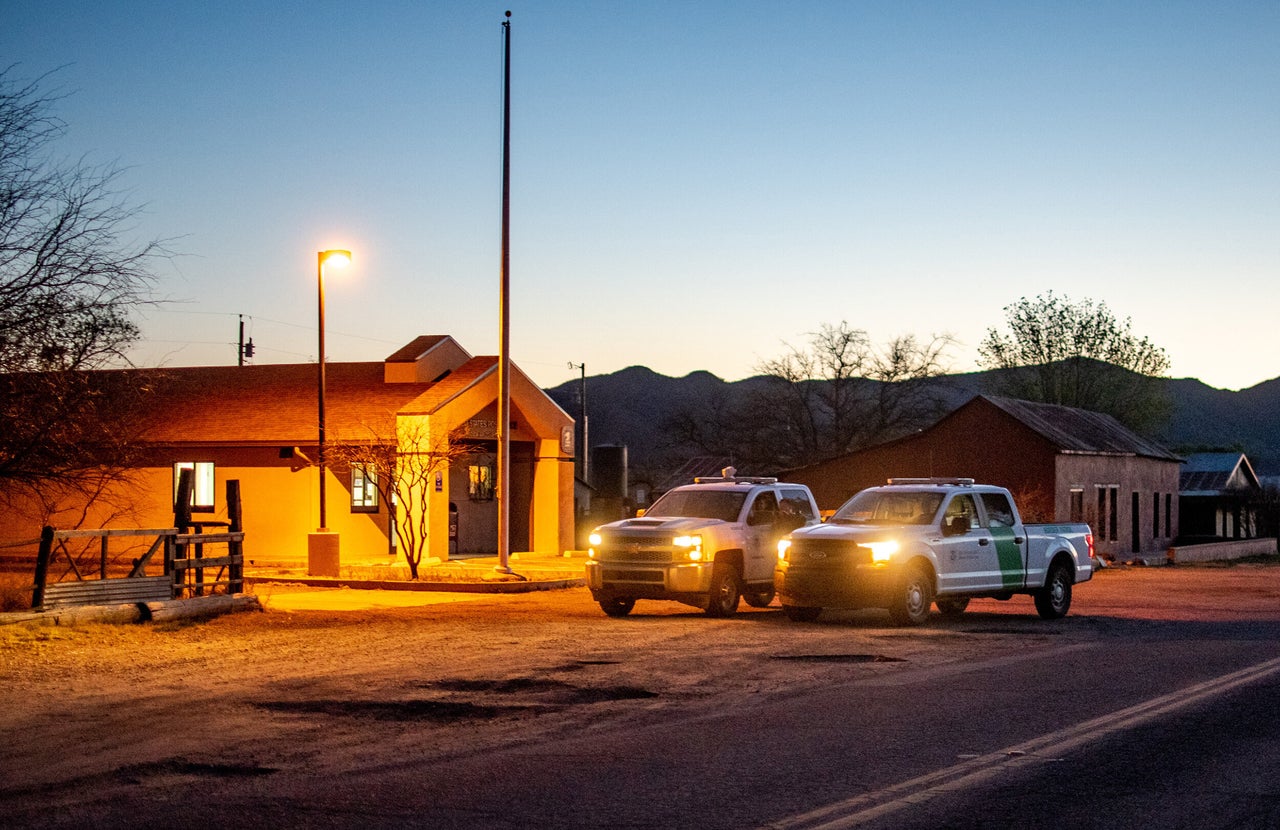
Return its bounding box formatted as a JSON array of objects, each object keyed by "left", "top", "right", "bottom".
[
  {"left": 979, "top": 491, "right": 1026, "bottom": 591},
  {"left": 742, "top": 491, "right": 780, "bottom": 581},
  {"left": 934, "top": 493, "right": 994, "bottom": 593}
]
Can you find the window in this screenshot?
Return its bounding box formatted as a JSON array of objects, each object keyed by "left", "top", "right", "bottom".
[
  {"left": 1109, "top": 487, "right": 1119, "bottom": 541},
  {"left": 1165, "top": 493, "right": 1172, "bottom": 537},
  {"left": 747, "top": 492, "right": 779, "bottom": 526},
  {"left": 944, "top": 494, "right": 979, "bottom": 530},
  {"left": 980, "top": 492, "right": 1016, "bottom": 527},
  {"left": 1070, "top": 488, "right": 1084, "bottom": 523},
  {"left": 173, "top": 462, "right": 215, "bottom": 512},
  {"left": 1097, "top": 487, "right": 1107, "bottom": 538},
  {"left": 1153, "top": 492, "right": 1161, "bottom": 538},
  {"left": 351, "top": 464, "right": 379, "bottom": 512},
  {"left": 468, "top": 464, "right": 495, "bottom": 502},
  {"left": 780, "top": 489, "right": 818, "bottom": 522}
]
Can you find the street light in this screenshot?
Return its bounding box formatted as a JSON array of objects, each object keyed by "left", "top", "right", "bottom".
[{"left": 316, "top": 248, "right": 350, "bottom": 532}]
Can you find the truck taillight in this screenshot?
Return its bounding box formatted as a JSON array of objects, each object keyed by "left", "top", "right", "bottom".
[{"left": 1086, "top": 533, "right": 1095, "bottom": 560}]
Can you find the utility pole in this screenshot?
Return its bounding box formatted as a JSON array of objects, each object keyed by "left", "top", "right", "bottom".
[
  {"left": 568, "top": 361, "right": 588, "bottom": 484},
  {"left": 495, "top": 10, "right": 515, "bottom": 576}
]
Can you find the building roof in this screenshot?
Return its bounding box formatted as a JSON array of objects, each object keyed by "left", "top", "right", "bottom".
[
  {"left": 136, "top": 362, "right": 436, "bottom": 444},
  {"left": 8, "top": 337, "right": 561, "bottom": 447},
  {"left": 383, "top": 335, "right": 452, "bottom": 364},
  {"left": 979, "top": 396, "right": 1181, "bottom": 461},
  {"left": 1179, "top": 452, "right": 1261, "bottom": 496}
]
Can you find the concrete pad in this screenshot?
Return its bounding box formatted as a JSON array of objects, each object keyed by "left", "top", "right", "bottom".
[{"left": 260, "top": 587, "right": 494, "bottom": 612}]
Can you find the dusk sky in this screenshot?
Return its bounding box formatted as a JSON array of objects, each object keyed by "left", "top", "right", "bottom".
[{"left": 4, "top": 2, "right": 1277, "bottom": 391}]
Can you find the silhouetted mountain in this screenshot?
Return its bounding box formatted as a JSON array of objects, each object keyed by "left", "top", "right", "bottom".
[{"left": 546, "top": 368, "right": 1280, "bottom": 482}]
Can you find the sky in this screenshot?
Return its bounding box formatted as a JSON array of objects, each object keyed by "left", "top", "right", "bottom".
[{"left": 3, "top": 1, "right": 1277, "bottom": 391}]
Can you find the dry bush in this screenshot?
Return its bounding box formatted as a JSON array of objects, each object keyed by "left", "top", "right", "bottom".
[{"left": 0, "top": 572, "right": 33, "bottom": 612}]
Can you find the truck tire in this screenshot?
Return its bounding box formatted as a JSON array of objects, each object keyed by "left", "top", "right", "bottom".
[
  {"left": 783, "top": 604, "right": 821, "bottom": 622},
  {"left": 887, "top": 562, "right": 933, "bottom": 626},
  {"left": 1034, "top": 561, "right": 1073, "bottom": 620},
  {"left": 599, "top": 597, "right": 636, "bottom": 618},
  {"left": 935, "top": 597, "right": 970, "bottom": 619},
  {"left": 705, "top": 564, "right": 741, "bottom": 617},
  {"left": 744, "top": 588, "right": 776, "bottom": 608}
]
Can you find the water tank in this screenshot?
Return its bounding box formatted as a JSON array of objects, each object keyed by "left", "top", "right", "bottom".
[{"left": 591, "top": 444, "right": 628, "bottom": 499}]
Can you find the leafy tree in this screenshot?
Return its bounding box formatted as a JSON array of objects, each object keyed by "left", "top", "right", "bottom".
[
  {"left": 978, "top": 292, "right": 1171, "bottom": 434},
  {"left": 666, "top": 322, "right": 956, "bottom": 471},
  {"left": 0, "top": 67, "right": 161, "bottom": 505}
]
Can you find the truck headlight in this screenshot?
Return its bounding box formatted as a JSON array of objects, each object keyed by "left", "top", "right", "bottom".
[
  {"left": 588, "top": 532, "right": 602, "bottom": 558},
  {"left": 865, "top": 540, "right": 899, "bottom": 563},
  {"left": 777, "top": 539, "right": 792, "bottom": 561},
  {"left": 673, "top": 534, "right": 703, "bottom": 561}
]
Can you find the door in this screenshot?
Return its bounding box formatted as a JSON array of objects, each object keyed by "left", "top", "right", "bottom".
[
  {"left": 933, "top": 493, "right": 994, "bottom": 593},
  {"left": 980, "top": 491, "right": 1026, "bottom": 591},
  {"left": 742, "top": 491, "right": 780, "bottom": 582}
]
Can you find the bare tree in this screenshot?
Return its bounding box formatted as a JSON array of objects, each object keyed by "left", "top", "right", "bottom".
[
  {"left": 978, "top": 292, "right": 1171, "bottom": 434},
  {"left": 0, "top": 67, "right": 162, "bottom": 500},
  {"left": 666, "top": 322, "right": 956, "bottom": 471},
  {"left": 329, "top": 418, "right": 478, "bottom": 579}
]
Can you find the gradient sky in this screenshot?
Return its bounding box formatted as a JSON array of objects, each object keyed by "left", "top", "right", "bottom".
[{"left": 4, "top": 1, "right": 1277, "bottom": 391}]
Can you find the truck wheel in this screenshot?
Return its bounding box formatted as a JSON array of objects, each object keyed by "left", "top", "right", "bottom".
[
  {"left": 783, "top": 604, "right": 821, "bottom": 622},
  {"left": 935, "top": 597, "right": 970, "bottom": 619},
  {"left": 744, "top": 588, "right": 776, "bottom": 608},
  {"left": 705, "top": 564, "right": 741, "bottom": 617},
  {"left": 888, "top": 562, "right": 933, "bottom": 626},
  {"left": 599, "top": 598, "right": 636, "bottom": 618},
  {"left": 1034, "top": 561, "right": 1073, "bottom": 620}
]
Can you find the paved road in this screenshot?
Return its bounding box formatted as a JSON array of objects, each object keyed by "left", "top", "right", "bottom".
[{"left": 3, "top": 564, "right": 1279, "bottom": 828}]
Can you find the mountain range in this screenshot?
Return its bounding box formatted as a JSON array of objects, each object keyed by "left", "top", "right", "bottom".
[{"left": 545, "top": 367, "right": 1280, "bottom": 482}]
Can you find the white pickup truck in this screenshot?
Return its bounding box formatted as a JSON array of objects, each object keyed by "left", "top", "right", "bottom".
[
  {"left": 775, "top": 478, "right": 1095, "bottom": 625},
  {"left": 585, "top": 470, "right": 821, "bottom": 617}
]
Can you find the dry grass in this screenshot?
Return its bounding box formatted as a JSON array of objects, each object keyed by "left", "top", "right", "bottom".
[{"left": 0, "top": 572, "right": 34, "bottom": 612}]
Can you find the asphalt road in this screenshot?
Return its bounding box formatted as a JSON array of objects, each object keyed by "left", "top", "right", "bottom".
[{"left": 3, "top": 563, "right": 1279, "bottom": 829}]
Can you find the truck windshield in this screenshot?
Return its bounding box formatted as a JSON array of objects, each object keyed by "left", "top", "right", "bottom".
[
  {"left": 829, "top": 490, "right": 944, "bottom": 526},
  {"left": 645, "top": 490, "right": 747, "bottom": 522}
]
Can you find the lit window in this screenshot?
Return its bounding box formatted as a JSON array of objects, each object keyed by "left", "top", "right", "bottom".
[
  {"left": 351, "top": 464, "right": 379, "bottom": 512},
  {"left": 173, "top": 462, "right": 215, "bottom": 512},
  {"left": 469, "top": 464, "right": 495, "bottom": 502}
]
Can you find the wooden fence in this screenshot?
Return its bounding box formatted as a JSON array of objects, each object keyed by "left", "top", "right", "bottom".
[{"left": 31, "top": 477, "right": 245, "bottom": 610}]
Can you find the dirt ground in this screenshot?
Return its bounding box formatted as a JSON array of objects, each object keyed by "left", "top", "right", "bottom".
[{"left": 2, "top": 562, "right": 1279, "bottom": 814}]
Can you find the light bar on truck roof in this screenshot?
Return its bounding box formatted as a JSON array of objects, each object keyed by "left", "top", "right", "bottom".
[{"left": 886, "top": 477, "right": 975, "bottom": 487}]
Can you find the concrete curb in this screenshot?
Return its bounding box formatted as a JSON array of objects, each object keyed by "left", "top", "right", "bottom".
[{"left": 245, "top": 575, "right": 585, "bottom": 594}]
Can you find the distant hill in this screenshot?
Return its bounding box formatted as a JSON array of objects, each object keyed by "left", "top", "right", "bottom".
[{"left": 546, "top": 368, "right": 1280, "bottom": 481}]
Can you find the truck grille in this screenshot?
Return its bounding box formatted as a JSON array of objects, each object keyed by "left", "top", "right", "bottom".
[
  {"left": 790, "top": 538, "right": 866, "bottom": 564},
  {"left": 601, "top": 568, "right": 664, "bottom": 584},
  {"left": 599, "top": 549, "right": 675, "bottom": 564},
  {"left": 595, "top": 534, "right": 675, "bottom": 564}
]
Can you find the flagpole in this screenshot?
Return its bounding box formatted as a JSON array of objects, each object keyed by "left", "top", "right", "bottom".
[{"left": 495, "top": 10, "right": 515, "bottom": 575}]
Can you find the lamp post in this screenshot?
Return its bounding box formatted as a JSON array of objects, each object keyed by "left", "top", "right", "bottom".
[{"left": 316, "top": 249, "right": 350, "bottom": 532}]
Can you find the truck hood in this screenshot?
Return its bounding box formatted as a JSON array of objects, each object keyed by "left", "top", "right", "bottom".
[
  {"left": 598, "top": 517, "right": 726, "bottom": 534},
  {"left": 790, "top": 523, "right": 910, "bottom": 543}
]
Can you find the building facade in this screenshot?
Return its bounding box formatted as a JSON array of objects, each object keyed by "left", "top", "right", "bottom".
[
  {"left": 784, "top": 395, "right": 1182, "bottom": 561},
  {"left": 0, "top": 336, "right": 575, "bottom": 570}
]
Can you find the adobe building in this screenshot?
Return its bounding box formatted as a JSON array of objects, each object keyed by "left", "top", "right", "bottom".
[
  {"left": 784, "top": 395, "right": 1182, "bottom": 562},
  {"left": 0, "top": 336, "right": 575, "bottom": 570}
]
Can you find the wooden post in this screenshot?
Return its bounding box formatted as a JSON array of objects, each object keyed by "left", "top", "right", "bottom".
[
  {"left": 31, "top": 526, "right": 54, "bottom": 609},
  {"left": 227, "top": 480, "right": 244, "bottom": 594},
  {"left": 100, "top": 533, "right": 109, "bottom": 579},
  {"left": 174, "top": 467, "right": 192, "bottom": 598}
]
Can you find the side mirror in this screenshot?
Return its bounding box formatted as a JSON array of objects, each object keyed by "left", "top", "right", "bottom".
[{"left": 944, "top": 515, "right": 968, "bottom": 536}]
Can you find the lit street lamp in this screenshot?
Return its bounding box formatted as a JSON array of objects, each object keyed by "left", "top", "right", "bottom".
[
  {"left": 309, "top": 248, "right": 350, "bottom": 577},
  {"left": 316, "top": 248, "right": 350, "bottom": 530}
]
